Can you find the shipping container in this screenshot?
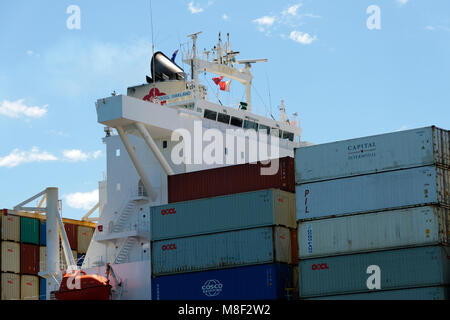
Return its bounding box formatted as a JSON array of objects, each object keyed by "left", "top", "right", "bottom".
[
  {"left": 152, "top": 263, "right": 293, "bottom": 300},
  {"left": 295, "top": 126, "right": 450, "bottom": 184},
  {"left": 308, "top": 286, "right": 450, "bottom": 300},
  {"left": 168, "top": 157, "right": 295, "bottom": 203},
  {"left": 21, "top": 275, "right": 39, "bottom": 300},
  {"left": 296, "top": 166, "right": 450, "bottom": 221},
  {"left": 39, "top": 246, "right": 47, "bottom": 273},
  {"left": 20, "top": 243, "right": 39, "bottom": 275},
  {"left": 298, "top": 206, "right": 450, "bottom": 259},
  {"left": 1, "top": 241, "right": 20, "bottom": 273},
  {"left": 64, "top": 223, "right": 78, "bottom": 250},
  {"left": 39, "top": 277, "right": 46, "bottom": 300},
  {"left": 151, "top": 189, "right": 296, "bottom": 241},
  {"left": 20, "top": 217, "right": 39, "bottom": 245},
  {"left": 299, "top": 246, "right": 450, "bottom": 298},
  {"left": 1, "top": 273, "right": 20, "bottom": 300},
  {"left": 39, "top": 221, "right": 46, "bottom": 246},
  {"left": 77, "top": 226, "right": 94, "bottom": 254},
  {"left": 152, "top": 226, "right": 294, "bottom": 276},
  {"left": 1, "top": 211, "right": 20, "bottom": 242}
]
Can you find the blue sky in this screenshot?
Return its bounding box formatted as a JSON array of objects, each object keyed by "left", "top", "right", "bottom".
[{"left": 1, "top": 0, "right": 449, "bottom": 219}]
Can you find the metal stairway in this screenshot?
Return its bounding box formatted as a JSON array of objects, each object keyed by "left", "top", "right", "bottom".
[
  {"left": 114, "top": 237, "right": 138, "bottom": 264},
  {"left": 112, "top": 200, "right": 136, "bottom": 233}
]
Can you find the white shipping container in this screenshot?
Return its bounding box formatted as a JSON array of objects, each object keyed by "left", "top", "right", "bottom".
[
  {"left": 295, "top": 126, "right": 450, "bottom": 184},
  {"left": 1, "top": 273, "right": 20, "bottom": 300},
  {"left": 1, "top": 241, "right": 20, "bottom": 273},
  {"left": 296, "top": 166, "right": 450, "bottom": 221},
  {"left": 20, "top": 275, "right": 39, "bottom": 300},
  {"left": 298, "top": 206, "right": 450, "bottom": 259}
]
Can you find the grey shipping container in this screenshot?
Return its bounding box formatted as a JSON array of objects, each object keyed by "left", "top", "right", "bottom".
[
  {"left": 299, "top": 246, "right": 450, "bottom": 298},
  {"left": 295, "top": 126, "right": 450, "bottom": 184},
  {"left": 151, "top": 189, "right": 296, "bottom": 241},
  {"left": 308, "top": 286, "right": 450, "bottom": 300},
  {"left": 298, "top": 206, "right": 450, "bottom": 259},
  {"left": 296, "top": 166, "right": 450, "bottom": 221},
  {"left": 152, "top": 226, "right": 294, "bottom": 276}
]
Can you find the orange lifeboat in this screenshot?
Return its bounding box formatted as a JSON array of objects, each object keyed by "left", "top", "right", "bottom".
[{"left": 55, "top": 270, "right": 112, "bottom": 300}]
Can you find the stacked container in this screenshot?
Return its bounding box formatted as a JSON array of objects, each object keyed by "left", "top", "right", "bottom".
[
  {"left": 295, "top": 126, "right": 450, "bottom": 300},
  {"left": 0, "top": 209, "right": 96, "bottom": 300},
  {"left": 152, "top": 158, "right": 298, "bottom": 300}
]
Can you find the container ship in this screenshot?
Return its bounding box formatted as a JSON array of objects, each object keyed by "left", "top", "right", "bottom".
[{"left": 1, "top": 32, "right": 449, "bottom": 300}]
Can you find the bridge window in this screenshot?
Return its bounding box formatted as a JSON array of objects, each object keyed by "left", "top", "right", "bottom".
[
  {"left": 283, "top": 131, "right": 294, "bottom": 141},
  {"left": 204, "top": 109, "right": 217, "bottom": 121},
  {"left": 230, "top": 117, "right": 243, "bottom": 128},
  {"left": 217, "top": 113, "right": 230, "bottom": 124},
  {"left": 244, "top": 120, "right": 258, "bottom": 131},
  {"left": 258, "top": 124, "right": 270, "bottom": 134}
]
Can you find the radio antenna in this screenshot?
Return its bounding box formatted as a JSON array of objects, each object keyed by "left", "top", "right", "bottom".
[{"left": 150, "top": 0, "right": 155, "bottom": 85}]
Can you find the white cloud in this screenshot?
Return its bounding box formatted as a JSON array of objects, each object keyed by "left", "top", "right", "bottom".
[
  {"left": 0, "top": 99, "right": 48, "bottom": 119},
  {"left": 425, "top": 26, "right": 435, "bottom": 31},
  {"left": 0, "top": 147, "right": 58, "bottom": 168},
  {"left": 253, "top": 16, "right": 277, "bottom": 32},
  {"left": 289, "top": 30, "right": 317, "bottom": 44},
  {"left": 222, "top": 14, "right": 229, "bottom": 21},
  {"left": 188, "top": 1, "right": 204, "bottom": 14},
  {"left": 396, "top": 0, "right": 408, "bottom": 6},
  {"left": 26, "top": 50, "right": 40, "bottom": 58},
  {"left": 62, "top": 149, "right": 102, "bottom": 162},
  {"left": 64, "top": 189, "right": 98, "bottom": 210},
  {"left": 282, "top": 4, "right": 302, "bottom": 16}
]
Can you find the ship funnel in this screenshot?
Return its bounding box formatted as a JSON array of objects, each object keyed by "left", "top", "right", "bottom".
[{"left": 148, "top": 51, "right": 185, "bottom": 83}]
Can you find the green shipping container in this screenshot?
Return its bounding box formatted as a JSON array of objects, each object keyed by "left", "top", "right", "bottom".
[{"left": 20, "top": 217, "right": 39, "bottom": 245}]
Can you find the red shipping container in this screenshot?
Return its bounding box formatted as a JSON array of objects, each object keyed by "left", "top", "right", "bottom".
[
  {"left": 64, "top": 224, "right": 78, "bottom": 251},
  {"left": 20, "top": 243, "right": 39, "bottom": 275},
  {"left": 168, "top": 157, "right": 295, "bottom": 203}
]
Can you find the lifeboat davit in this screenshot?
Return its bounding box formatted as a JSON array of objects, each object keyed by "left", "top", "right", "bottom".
[{"left": 55, "top": 270, "right": 112, "bottom": 300}]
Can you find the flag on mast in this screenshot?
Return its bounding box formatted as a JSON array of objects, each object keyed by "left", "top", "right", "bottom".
[
  {"left": 219, "top": 80, "right": 231, "bottom": 92},
  {"left": 212, "top": 76, "right": 224, "bottom": 85}
]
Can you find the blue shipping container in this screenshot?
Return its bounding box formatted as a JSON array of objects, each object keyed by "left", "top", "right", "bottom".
[
  {"left": 308, "top": 286, "right": 450, "bottom": 300},
  {"left": 299, "top": 246, "right": 450, "bottom": 298},
  {"left": 152, "top": 226, "right": 293, "bottom": 276},
  {"left": 39, "top": 221, "right": 46, "bottom": 246},
  {"left": 39, "top": 277, "right": 46, "bottom": 300},
  {"left": 152, "top": 263, "right": 293, "bottom": 300},
  {"left": 151, "top": 189, "right": 296, "bottom": 241}
]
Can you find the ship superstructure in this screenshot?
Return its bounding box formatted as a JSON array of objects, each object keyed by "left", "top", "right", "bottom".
[{"left": 82, "top": 33, "right": 302, "bottom": 299}]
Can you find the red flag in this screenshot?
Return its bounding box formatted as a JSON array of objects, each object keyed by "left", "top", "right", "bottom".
[
  {"left": 212, "top": 76, "right": 224, "bottom": 85},
  {"left": 219, "top": 80, "right": 231, "bottom": 92}
]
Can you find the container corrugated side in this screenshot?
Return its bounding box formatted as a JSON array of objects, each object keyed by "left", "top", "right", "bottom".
[
  {"left": 295, "top": 126, "right": 450, "bottom": 184},
  {"left": 20, "top": 217, "right": 39, "bottom": 245},
  {"left": 298, "top": 206, "right": 450, "bottom": 259},
  {"left": 1, "top": 273, "right": 20, "bottom": 300},
  {"left": 151, "top": 189, "right": 296, "bottom": 241},
  {"left": 296, "top": 166, "right": 450, "bottom": 221},
  {"left": 152, "top": 226, "right": 294, "bottom": 276},
  {"left": 39, "top": 277, "right": 46, "bottom": 300},
  {"left": 152, "top": 263, "right": 293, "bottom": 300},
  {"left": 168, "top": 157, "right": 295, "bottom": 203},
  {"left": 39, "top": 221, "right": 46, "bottom": 246},
  {"left": 299, "top": 246, "right": 450, "bottom": 298},
  {"left": 77, "top": 226, "right": 94, "bottom": 254},
  {"left": 20, "top": 275, "right": 39, "bottom": 300},
  {"left": 20, "top": 243, "right": 39, "bottom": 275},
  {"left": 64, "top": 223, "right": 78, "bottom": 250},
  {"left": 1, "top": 212, "right": 20, "bottom": 242},
  {"left": 1, "top": 241, "right": 20, "bottom": 273},
  {"left": 307, "top": 286, "right": 450, "bottom": 300},
  {"left": 39, "top": 246, "right": 47, "bottom": 273}
]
